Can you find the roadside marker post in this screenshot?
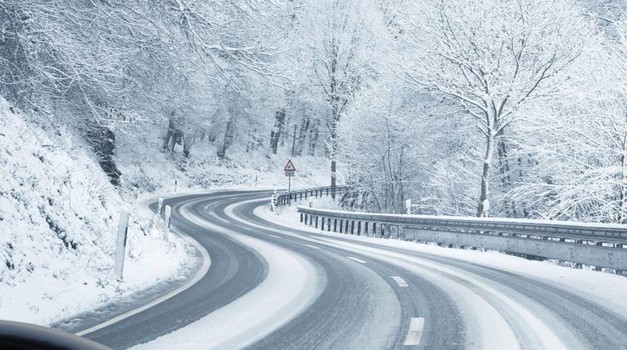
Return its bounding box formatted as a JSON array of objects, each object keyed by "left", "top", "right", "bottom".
[
  {"left": 157, "top": 198, "right": 164, "bottom": 215},
  {"left": 115, "top": 210, "right": 129, "bottom": 281},
  {"left": 152, "top": 197, "right": 164, "bottom": 230},
  {"left": 164, "top": 205, "right": 172, "bottom": 240},
  {"left": 271, "top": 190, "right": 278, "bottom": 212}
]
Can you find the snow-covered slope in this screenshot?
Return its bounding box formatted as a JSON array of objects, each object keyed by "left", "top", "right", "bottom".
[
  {"left": 115, "top": 122, "right": 336, "bottom": 194},
  {"left": 0, "top": 98, "right": 190, "bottom": 325}
]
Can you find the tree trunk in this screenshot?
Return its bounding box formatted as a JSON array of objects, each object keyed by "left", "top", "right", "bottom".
[
  {"left": 162, "top": 118, "right": 176, "bottom": 151},
  {"left": 497, "top": 139, "right": 515, "bottom": 216},
  {"left": 294, "top": 117, "right": 310, "bottom": 156},
  {"left": 331, "top": 159, "right": 337, "bottom": 200},
  {"left": 476, "top": 134, "right": 495, "bottom": 217},
  {"left": 269, "top": 108, "right": 286, "bottom": 154},
  {"left": 218, "top": 116, "right": 235, "bottom": 160},
  {"left": 290, "top": 124, "right": 297, "bottom": 156},
  {"left": 308, "top": 119, "right": 320, "bottom": 156},
  {"left": 618, "top": 139, "right": 627, "bottom": 223}
]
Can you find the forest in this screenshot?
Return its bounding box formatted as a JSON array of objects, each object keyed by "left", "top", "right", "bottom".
[{"left": 1, "top": 0, "right": 625, "bottom": 222}]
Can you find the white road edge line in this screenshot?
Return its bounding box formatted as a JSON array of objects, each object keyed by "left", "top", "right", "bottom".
[
  {"left": 346, "top": 256, "right": 366, "bottom": 264},
  {"left": 304, "top": 244, "right": 321, "bottom": 250},
  {"left": 269, "top": 234, "right": 281, "bottom": 239},
  {"left": 404, "top": 317, "right": 425, "bottom": 346},
  {"left": 391, "top": 276, "right": 408, "bottom": 288},
  {"left": 76, "top": 215, "right": 211, "bottom": 336}
]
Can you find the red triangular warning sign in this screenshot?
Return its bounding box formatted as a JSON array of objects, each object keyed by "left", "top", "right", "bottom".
[{"left": 284, "top": 159, "right": 296, "bottom": 172}]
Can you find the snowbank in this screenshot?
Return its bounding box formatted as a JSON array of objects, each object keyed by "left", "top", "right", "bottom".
[{"left": 0, "top": 99, "right": 191, "bottom": 325}]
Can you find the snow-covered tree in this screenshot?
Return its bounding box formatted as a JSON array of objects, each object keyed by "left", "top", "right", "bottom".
[
  {"left": 339, "top": 80, "right": 428, "bottom": 213},
  {"left": 507, "top": 5, "right": 627, "bottom": 222},
  {"left": 301, "top": 0, "right": 385, "bottom": 198},
  {"left": 397, "top": 0, "right": 592, "bottom": 217}
]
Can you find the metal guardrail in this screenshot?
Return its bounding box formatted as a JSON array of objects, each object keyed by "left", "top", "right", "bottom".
[
  {"left": 272, "top": 186, "right": 349, "bottom": 208},
  {"left": 297, "top": 207, "right": 627, "bottom": 271}
]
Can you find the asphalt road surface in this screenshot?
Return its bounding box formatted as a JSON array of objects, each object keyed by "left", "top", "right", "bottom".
[{"left": 58, "top": 190, "right": 627, "bottom": 349}]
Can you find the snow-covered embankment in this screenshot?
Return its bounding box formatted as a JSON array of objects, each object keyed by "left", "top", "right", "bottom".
[{"left": 0, "top": 98, "right": 192, "bottom": 325}]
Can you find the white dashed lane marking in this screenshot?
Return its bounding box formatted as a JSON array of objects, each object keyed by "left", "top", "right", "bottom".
[
  {"left": 346, "top": 257, "right": 366, "bottom": 264},
  {"left": 391, "top": 276, "right": 408, "bottom": 287},
  {"left": 404, "top": 317, "right": 425, "bottom": 346}
]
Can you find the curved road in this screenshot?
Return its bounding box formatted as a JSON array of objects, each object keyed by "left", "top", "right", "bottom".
[{"left": 61, "top": 190, "right": 627, "bottom": 349}]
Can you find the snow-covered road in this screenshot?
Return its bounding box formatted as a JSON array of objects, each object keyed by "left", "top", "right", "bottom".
[{"left": 66, "top": 190, "right": 627, "bottom": 349}]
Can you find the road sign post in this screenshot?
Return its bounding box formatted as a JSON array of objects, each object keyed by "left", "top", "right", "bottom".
[{"left": 284, "top": 160, "right": 297, "bottom": 205}]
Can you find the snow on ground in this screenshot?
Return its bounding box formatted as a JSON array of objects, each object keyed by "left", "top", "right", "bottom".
[
  {"left": 0, "top": 99, "right": 190, "bottom": 325},
  {"left": 265, "top": 198, "right": 627, "bottom": 316},
  {"left": 131, "top": 202, "right": 323, "bottom": 350}
]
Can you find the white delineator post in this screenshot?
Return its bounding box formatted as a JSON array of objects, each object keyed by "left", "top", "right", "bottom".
[
  {"left": 271, "top": 191, "right": 277, "bottom": 212},
  {"left": 152, "top": 197, "right": 165, "bottom": 230},
  {"left": 115, "top": 210, "right": 130, "bottom": 281},
  {"left": 164, "top": 205, "right": 172, "bottom": 240},
  {"left": 157, "top": 197, "right": 164, "bottom": 216},
  {"left": 405, "top": 199, "right": 412, "bottom": 215}
]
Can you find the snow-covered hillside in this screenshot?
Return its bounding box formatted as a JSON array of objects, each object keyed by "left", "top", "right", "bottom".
[
  {"left": 115, "top": 121, "right": 335, "bottom": 194},
  {"left": 0, "top": 98, "right": 190, "bottom": 325}
]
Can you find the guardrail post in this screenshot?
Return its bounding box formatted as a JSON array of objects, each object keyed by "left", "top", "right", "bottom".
[
  {"left": 357, "top": 222, "right": 361, "bottom": 235},
  {"left": 300, "top": 213, "right": 304, "bottom": 223},
  {"left": 351, "top": 221, "right": 355, "bottom": 234},
  {"left": 315, "top": 216, "right": 319, "bottom": 229}
]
